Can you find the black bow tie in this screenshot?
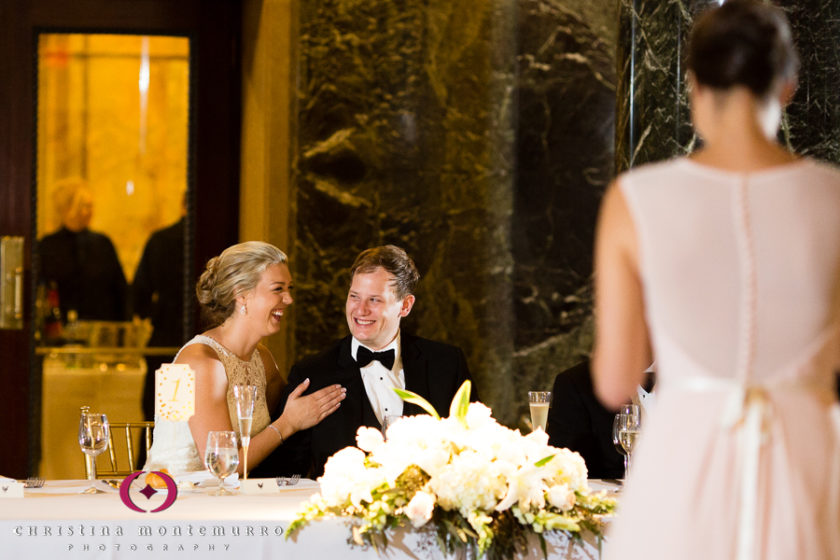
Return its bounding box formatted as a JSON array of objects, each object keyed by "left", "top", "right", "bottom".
[{"left": 356, "top": 346, "right": 395, "bottom": 370}]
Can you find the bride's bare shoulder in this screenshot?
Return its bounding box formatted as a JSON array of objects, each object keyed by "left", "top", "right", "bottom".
[{"left": 175, "top": 343, "right": 224, "bottom": 378}]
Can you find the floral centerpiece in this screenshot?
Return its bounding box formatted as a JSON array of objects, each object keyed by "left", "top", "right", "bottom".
[{"left": 287, "top": 382, "right": 616, "bottom": 559}]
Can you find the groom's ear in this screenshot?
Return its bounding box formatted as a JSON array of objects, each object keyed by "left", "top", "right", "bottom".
[{"left": 399, "top": 295, "right": 415, "bottom": 317}]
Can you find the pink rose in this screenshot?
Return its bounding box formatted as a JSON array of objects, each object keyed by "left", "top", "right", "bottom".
[{"left": 405, "top": 491, "right": 436, "bottom": 528}]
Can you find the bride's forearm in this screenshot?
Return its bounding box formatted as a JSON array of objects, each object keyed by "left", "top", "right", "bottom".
[{"left": 235, "top": 418, "right": 292, "bottom": 474}]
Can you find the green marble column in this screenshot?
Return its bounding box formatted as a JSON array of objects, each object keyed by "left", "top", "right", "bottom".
[
  {"left": 290, "top": 0, "right": 618, "bottom": 427},
  {"left": 616, "top": 0, "right": 840, "bottom": 171}
]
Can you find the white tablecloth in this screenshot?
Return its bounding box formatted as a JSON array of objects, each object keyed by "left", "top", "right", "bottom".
[{"left": 0, "top": 479, "right": 608, "bottom": 559}]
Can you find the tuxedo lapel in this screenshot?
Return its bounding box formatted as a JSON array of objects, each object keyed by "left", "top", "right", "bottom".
[
  {"left": 401, "top": 335, "right": 431, "bottom": 416},
  {"left": 337, "top": 336, "right": 380, "bottom": 429}
]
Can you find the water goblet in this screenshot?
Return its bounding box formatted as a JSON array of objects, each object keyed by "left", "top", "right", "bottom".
[
  {"left": 528, "top": 391, "right": 552, "bottom": 432},
  {"left": 616, "top": 404, "right": 641, "bottom": 474},
  {"left": 232, "top": 385, "right": 257, "bottom": 480},
  {"left": 78, "top": 409, "right": 110, "bottom": 494},
  {"left": 205, "top": 431, "right": 239, "bottom": 496}
]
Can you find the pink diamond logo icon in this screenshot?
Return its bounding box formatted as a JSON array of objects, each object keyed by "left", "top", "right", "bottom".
[{"left": 139, "top": 484, "right": 158, "bottom": 500}]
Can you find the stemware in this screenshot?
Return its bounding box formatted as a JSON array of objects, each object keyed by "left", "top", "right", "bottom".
[
  {"left": 616, "top": 404, "right": 641, "bottom": 474},
  {"left": 232, "top": 385, "right": 257, "bottom": 480},
  {"left": 612, "top": 413, "right": 628, "bottom": 473},
  {"left": 78, "top": 408, "right": 110, "bottom": 494},
  {"left": 528, "top": 391, "right": 551, "bottom": 432},
  {"left": 205, "top": 431, "right": 239, "bottom": 496}
]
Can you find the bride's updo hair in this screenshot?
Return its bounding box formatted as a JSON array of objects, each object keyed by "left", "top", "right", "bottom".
[
  {"left": 196, "top": 241, "right": 288, "bottom": 326},
  {"left": 687, "top": 0, "right": 798, "bottom": 99}
]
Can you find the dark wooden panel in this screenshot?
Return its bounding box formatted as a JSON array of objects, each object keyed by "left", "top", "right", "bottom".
[{"left": 0, "top": 0, "right": 241, "bottom": 477}]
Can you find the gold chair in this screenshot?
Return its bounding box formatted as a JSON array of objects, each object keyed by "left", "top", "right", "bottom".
[{"left": 83, "top": 421, "right": 154, "bottom": 478}]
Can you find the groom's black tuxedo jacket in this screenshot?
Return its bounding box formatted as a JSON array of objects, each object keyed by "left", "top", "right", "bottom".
[{"left": 254, "top": 333, "right": 476, "bottom": 478}]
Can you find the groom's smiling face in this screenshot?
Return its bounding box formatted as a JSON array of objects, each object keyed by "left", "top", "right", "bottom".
[{"left": 345, "top": 266, "right": 414, "bottom": 350}]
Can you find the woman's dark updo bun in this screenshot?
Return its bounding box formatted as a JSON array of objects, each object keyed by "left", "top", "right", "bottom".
[
  {"left": 196, "top": 241, "right": 288, "bottom": 327},
  {"left": 687, "top": 0, "right": 798, "bottom": 98}
]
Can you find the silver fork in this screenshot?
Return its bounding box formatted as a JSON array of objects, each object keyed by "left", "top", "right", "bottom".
[
  {"left": 24, "top": 477, "right": 45, "bottom": 488},
  {"left": 276, "top": 474, "right": 301, "bottom": 487}
]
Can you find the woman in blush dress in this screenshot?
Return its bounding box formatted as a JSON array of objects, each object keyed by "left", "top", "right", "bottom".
[
  {"left": 145, "top": 241, "right": 346, "bottom": 475},
  {"left": 593, "top": 1, "right": 840, "bottom": 559}
]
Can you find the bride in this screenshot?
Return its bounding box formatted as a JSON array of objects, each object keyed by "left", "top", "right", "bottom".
[{"left": 145, "top": 241, "right": 346, "bottom": 475}]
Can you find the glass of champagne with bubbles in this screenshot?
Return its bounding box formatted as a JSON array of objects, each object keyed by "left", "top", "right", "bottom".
[
  {"left": 205, "top": 431, "right": 239, "bottom": 495},
  {"left": 616, "top": 404, "right": 641, "bottom": 474},
  {"left": 528, "top": 391, "right": 551, "bottom": 432},
  {"left": 232, "top": 385, "right": 257, "bottom": 480}
]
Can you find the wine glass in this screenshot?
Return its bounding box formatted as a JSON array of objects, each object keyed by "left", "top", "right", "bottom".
[
  {"left": 205, "top": 431, "right": 239, "bottom": 495},
  {"left": 616, "top": 404, "right": 641, "bottom": 474},
  {"left": 528, "top": 391, "right": 551, "bottom": 432},
  {"left": 232, "top": 385, "right": 257, "bottom": 480},
  {"left": 612, "top": 413, "right": 629, "bottom": 474},
  {"left": 78, "top": 409, "right": 110, "bottom": 494}
]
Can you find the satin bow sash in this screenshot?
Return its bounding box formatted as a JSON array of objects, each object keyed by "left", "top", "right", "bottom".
[{"left": 672, "top": 374, "right": 840, "bottom": 560}]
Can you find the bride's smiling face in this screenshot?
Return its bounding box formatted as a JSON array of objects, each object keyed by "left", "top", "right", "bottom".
[{"left": 240, "top": 263, "right": 294, "bottom": 335}]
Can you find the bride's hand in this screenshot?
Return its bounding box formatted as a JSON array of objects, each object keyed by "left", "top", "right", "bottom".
[{"left": 281, "top": 378, "right": 346, "bottom": 433}]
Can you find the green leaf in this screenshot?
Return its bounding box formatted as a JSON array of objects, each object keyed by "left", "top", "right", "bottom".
[
  {"left": 393, "top": 388, "right": 440, "bottom": 419},
  {"left": 539, "top": 533, "right": 548, "bottom": 559},
  {"left": 449, "top": 380, "right": 471, "bottom": 426},
  {"left": 534, "top": 454, "right": 555, "bottom": 467}
]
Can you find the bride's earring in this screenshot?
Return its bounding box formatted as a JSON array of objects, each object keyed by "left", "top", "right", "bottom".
[{"left": 240, "top": 303, "right": 247, "bottom": 315}]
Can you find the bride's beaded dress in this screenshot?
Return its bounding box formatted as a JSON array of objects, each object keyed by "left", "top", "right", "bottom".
[
  {"left": 605, "top": 158, "right": 840, "bottom": 559},
  {"left": 144, "top": 335, "right": 271, "bottom": 474}
]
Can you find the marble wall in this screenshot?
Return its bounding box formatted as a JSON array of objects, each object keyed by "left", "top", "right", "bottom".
[
  {"left": 285, "top": 0, "right": 840, "bottom": 427},
  {"left": 289, "top": 0, "right": 617, "bottom": 427},
  {"left": 615, "top": 0, "right": 840, "bottom": 170},
  {"left": 512, "top": 0, "right": 617, "bottom": 423},
  {"left": 784, "top": 2, "right": 840, "bottom": 162}
]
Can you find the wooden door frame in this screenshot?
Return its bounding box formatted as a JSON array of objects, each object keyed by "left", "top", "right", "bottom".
[{"left": 0, "top": 0, "right": 241, "bottom": 477}]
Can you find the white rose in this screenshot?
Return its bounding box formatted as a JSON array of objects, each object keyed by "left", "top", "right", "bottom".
[
  {"left": 356, "top": 426, "right": 385, "bottom": 452},
  {"left": 404, "top": 491, "right": 436, "bottom": 528},
  {"left": 547, "top": 483, "right": 576, "bottom": 511},
  {"left": 465, "top": 402, "right": 494, "bottom": 429}
]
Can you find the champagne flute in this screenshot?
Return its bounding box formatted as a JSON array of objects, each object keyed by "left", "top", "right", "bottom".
[
  {"left": 528, "top": 391, "right": 551, "bottom": 432},
  {"left": 616, "top": 404, "right": 641, "bottom": 474},
  {"left": 205, "top": 431, "right": 239, "bottom": 496},
  {"left": 232, "top": 385, "right": 257, "bottom": 480},
  {"left": 78, "top": 408, "right": 110, "bottom": 494}
]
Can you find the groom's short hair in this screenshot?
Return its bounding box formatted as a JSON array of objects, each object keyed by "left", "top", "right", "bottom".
[{"left": 350, "top": 245, "right": 420, "bottom": 300}]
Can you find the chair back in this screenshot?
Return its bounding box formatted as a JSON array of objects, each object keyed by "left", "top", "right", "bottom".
[{"left": 84, "top": 421, "right": 154, "bottom": 478}]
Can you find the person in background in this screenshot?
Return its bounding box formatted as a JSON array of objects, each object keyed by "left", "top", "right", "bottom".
[
  {"left": 144, "top": 241, "right": 346, "bottom": 475},
  {"left": 38, "top": 178, "right": 127, "bottom": 321},
  {"left": 256, "top": 245, "right": 476, "bottom": 478},
  {"left": 133, "top": 201, "right": 186, "bottom": 421},
  {"left": 547, "top": 359, "right": 654, "bottom": 480},
  {"left": 592, "top": 1, "right": 840, "bottom": 558}
]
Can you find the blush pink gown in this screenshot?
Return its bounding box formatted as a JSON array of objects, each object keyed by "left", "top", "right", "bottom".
[{"left": 604, "top": 158, "right": 840, "bottom": 559}]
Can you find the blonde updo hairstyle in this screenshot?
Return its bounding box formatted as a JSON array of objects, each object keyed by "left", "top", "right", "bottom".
[{"left": 196, "top": 241, "right": 288, "bottom": 327}]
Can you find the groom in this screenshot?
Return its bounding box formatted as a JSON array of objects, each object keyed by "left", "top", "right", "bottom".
[{"left": 259, "top": 245, "right": 476, "bottom": 478}]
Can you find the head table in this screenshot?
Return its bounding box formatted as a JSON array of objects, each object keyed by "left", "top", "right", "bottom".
[{"left": 0, "top": 479, "right": 610, "bottom": 559}]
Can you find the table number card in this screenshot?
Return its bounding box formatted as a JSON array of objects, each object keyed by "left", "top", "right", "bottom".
[{"left": 155, "top": 364, "right": 196, "bottom": 421}]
